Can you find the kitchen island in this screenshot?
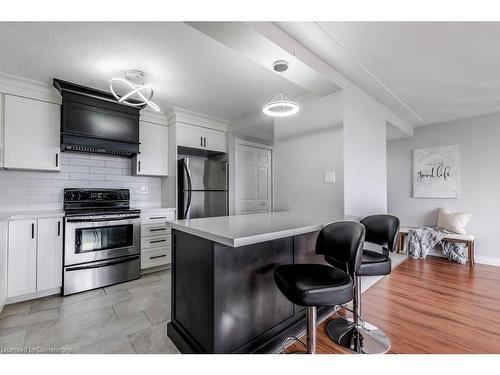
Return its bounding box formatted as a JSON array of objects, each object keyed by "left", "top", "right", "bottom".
[{"left": 167, "top": 211, "right": 347, "bottom": 354}]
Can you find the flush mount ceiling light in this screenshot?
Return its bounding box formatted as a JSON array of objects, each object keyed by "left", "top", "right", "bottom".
[
  {"left": 109, "top": 70, "right": 160, "bottom": 112},
  {"left": 263, "top": 60, "right": 300, "bottom": 117}
]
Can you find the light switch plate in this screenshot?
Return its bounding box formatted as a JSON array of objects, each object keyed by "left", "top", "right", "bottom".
[
  {"left": 324, "top": 171, "right": 336, "bottom": 184},
  {"left": 140, "top": 186, "right": 149, "bottom": 194}
]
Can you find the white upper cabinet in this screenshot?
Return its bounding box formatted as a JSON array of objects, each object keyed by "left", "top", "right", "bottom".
[
  {"left": 203, "top": 127, "right": 226, "bottom": 153},
  {"left": 7, "top": 219, "right": 37, "bottom": 298},
  {"left": 3, "top": 95, "right": 60, "bottom": 171},
  {"left": 177, "top": 123, "right": 205, "bottom": 149},
  {"left": 133, "top": 121, "right": 168, "bottom": 176},
  {"left": 36, "top": 218, "right": 63, "bottom": 291},
  {"left": 177, "top": 123, "right": 226, "bottom": 153}
]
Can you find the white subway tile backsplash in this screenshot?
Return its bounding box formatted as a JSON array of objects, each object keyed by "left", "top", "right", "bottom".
[
  {"left": 0, "top": 152, "right": 162, "bottom": 211},
  {"left": 104, "top": 160, "right": 130, "bottom": 168},
  {"left": 89, "top": 167, "right": 122, "bottom": 175},
  {"left": 51, "top": 179, "right": 90, "bottom": 187},
  {"left": 69, "top": 158, "right": 105, "bottom": 167},
  {"left": 70, "top": 173, "right": 105, "bottom": 180},
  {"left": 67, "top": 165, "right": 90, "bottom": 173}
]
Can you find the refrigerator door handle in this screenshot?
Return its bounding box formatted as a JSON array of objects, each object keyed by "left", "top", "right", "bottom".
[{"left": 183, "top": 161, "right": 193, "bottom": 219}]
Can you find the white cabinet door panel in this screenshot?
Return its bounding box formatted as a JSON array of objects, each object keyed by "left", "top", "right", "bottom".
[
  {"left": 203, "top": 127, "right": 226, "bottom": 153},
  {"left": 7, "top": 220, "right": 37, "bottom": 297},
  {"left": 37, "top": 218, "right": 62, "bottom": 291},
  {"left": 177, "top": 124, "right": 204, "bottom": 149},
  {"left": 4, "top": 95, "right": 60, "bottom": 171},
  {"left": 134, "top": 121, "right": 168, "bottom": 176}
]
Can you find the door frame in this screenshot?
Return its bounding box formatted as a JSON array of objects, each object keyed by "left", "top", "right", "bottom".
[{"left": 234, "top": 139, "right": 274, "bottom": 215}]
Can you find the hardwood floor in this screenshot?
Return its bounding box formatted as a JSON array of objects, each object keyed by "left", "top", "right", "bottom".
[{"left": 291, "top": 256, "right": 500, "bottom": 354}]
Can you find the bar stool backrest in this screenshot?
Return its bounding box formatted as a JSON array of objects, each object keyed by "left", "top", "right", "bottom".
[
  {"left": 316, "top": 221, "right": 365, "bottom": 277},
  {"left": 360, "top": 214, "right": 400, "bottom": 253}
]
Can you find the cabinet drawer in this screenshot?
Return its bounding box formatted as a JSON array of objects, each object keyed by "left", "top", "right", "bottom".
[
  {"left": 141, "top": 234, "right": 171, "bottom": 250},
  {"left": 141, "top": 210, "right": 175, "bottom": 225},
  {"left": 141, "top": 224, "right": 171, "bottom": 237},
  {"left": 141, "top": 247, "right": 171, "bottom": 269}
]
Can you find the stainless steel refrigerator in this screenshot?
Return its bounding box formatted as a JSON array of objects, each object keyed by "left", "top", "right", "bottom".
[{"left": 178, "top": 158, "right": 228, "bottom": 219}]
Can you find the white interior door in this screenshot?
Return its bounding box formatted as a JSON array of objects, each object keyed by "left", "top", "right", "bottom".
[{"left": 235, "top": 143, "right": 272, "bottom": 214}]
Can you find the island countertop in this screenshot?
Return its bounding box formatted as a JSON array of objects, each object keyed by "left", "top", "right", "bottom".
[{"left": 168, "top": 211, "right": 350, "bottom": 247}]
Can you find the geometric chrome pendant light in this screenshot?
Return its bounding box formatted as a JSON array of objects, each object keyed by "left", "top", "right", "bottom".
[
  {"left": 109, "top": 70, "right": 160, "bottom": 112},
  {"left": 262, "top": 60, "right": 300, "bottom": 117}
]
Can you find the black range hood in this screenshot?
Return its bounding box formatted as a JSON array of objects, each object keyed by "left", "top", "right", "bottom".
[{"left": 53, "top": 79, "right": 144, "bottom": 157}]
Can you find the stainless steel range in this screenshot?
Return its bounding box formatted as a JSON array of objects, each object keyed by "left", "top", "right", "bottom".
[{"left": 63, "top": 188, "right": 141, "bottom": 295}]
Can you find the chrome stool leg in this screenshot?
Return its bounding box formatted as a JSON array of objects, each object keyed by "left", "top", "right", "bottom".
[
  {"left": 282, "top": 306, "right": 317, "bottom": 354},
  {"left": 327, "top": 277, "right": 390, "bottom": 354}
]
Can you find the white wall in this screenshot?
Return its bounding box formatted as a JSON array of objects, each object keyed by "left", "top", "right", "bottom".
[
  {"left": 273, "top": 92, "right": 344, "bottom": 217},
  {"left": 387, "top": 111, "right": 500, "bottom": 263},
  {"left": 343, "top": 81, "right": 401, "bottom": 217},
  {"left": 0, "top": 152, "right": 162, "bottom": 211},
  {"left": 0, "top": 220, "right": 7, "bottom": 314}
]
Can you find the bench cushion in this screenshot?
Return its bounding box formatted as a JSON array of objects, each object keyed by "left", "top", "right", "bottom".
[{"left": 400, "top": 227, "right": 475, "bottom": 241}]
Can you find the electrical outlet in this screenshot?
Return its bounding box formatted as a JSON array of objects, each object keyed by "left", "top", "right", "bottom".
[
  {"left": 324, "top": 171, "right": 336, "bottom": 184},
  {"left": 140, "top": 186, "right": 149, "bottom": 194}
]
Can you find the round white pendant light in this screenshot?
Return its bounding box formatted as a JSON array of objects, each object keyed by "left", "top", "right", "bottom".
[
  {"left": 262, "top": 60, "right": 300, "bottom": 117},
  {"left": 262, "top": 91, "right": 300, "bottom": 117},
  {"left": 109, "top": 70, "right": 160, "bottom": 112}
]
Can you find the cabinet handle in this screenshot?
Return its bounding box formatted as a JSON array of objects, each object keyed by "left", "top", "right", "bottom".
[
  {"left": 149, "top": 216, "right": 167, "bottom": 220},
  {"left": 31, "top": 223, "right": 34, "bottom": 239},
  {"left": 57, "top": 221, "right": 61, "bottom": 237},
  {"left": 150, "top": 228, "right": 167, "bottom": 232},
  {"left": 55, "top": 153, "right": 59, "bottom": 167},
  {"left": 200, "top": 136, "right": 203, "bottom": 147},
  {"left": 138, "top": 161, "right": 141, "bottom": 172},
  {"left": 150, "top": 254, "right": 167, "bottom": 260},
  {"left": 204, "top": 137, "right": 206, "bottom": 147},
  {"left": 150, "top": 239, "right": 167, "bottom": 244}
]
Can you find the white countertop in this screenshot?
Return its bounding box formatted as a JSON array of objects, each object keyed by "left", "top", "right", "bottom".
[
  {"left": 0, "top": 210, "right": 65, "bottom": 222},
  {"left": 168, "top": 211, "right": 351, "bottom": 247}
]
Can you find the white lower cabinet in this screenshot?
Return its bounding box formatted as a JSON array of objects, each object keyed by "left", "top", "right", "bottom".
[
  {"left": 140, "top": 209, "right": 175, "bottom": 270},
  {"left": 7, "top": 220, "right": 37, "bottom": 297},
  {"left": 7, "top": 217, "right": 63, "bottom": 299},
  {"left": 37, "top": 218, "right": 63, "bottom": 291}
]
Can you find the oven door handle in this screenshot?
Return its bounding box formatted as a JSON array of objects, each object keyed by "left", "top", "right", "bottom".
[
  {"left": 66, "top": 215, "right": 140, "bottom": 223},
  {"left": 65, "top": 255, "right": 140, "bottom": 271}
]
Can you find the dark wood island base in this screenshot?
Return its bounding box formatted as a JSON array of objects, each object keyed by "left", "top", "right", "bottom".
[{"left": 167, "top": 229, "right": 333, "bottom": 354}]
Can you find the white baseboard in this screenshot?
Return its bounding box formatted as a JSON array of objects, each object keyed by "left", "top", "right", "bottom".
[
  {"left": 5, "top": 287, "right": 60, "bottom": 305},
  {"left": 475, "top": 256, "right": 500, "bottom": 267},
  {"left": 0, "top": 297, "right": 5, "bottom": 315}
]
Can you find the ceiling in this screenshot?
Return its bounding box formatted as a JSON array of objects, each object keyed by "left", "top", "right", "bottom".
[
  {"left": 277, "top": 22, "right": 500, "bottom": 126},
  {"left": 0, "top": 22, "right": 305, "bottom": 122},
  {"left": 232, "top": 120, "right": 274, "bottom": 145}
]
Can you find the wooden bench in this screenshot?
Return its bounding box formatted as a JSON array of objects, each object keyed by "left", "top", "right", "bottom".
[{"left": 398, "top": 227, "right": 475, "bottom": 267}]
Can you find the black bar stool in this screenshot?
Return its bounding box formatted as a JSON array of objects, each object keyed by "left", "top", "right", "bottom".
[
  {"left": 274, "top": 221, "right": 365, "bottom": 354},
  {"left": 326, "top": 214, "right": 400, "bottom": 354}
]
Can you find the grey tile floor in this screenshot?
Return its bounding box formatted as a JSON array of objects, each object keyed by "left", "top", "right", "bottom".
[{"left": 0, "top": 269, "right": 180, "bottom": 354}]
